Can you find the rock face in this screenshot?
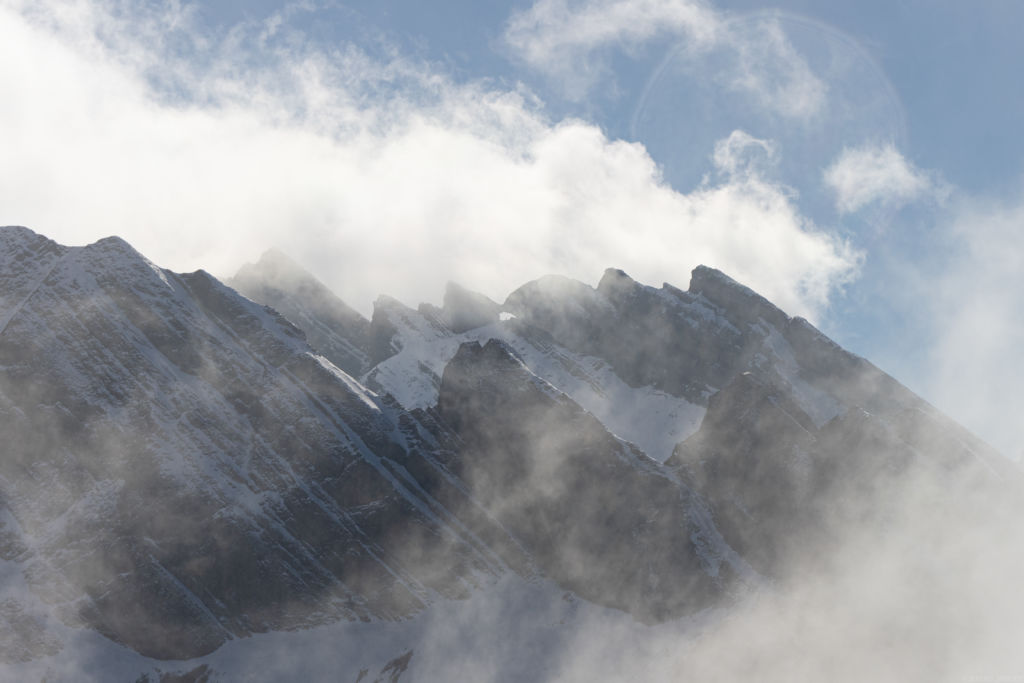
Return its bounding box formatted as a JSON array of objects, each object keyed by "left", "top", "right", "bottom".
[
  {"left": 229, "top": 248, "right": 372, "bottom": 377},
  {"left": 433, "top": 340, "right": 733, "bottom": 622},
  {"left": 1, "top": 226, "right": 1021, "bottom": 675},
  {"left": 0, "top": 229, "right": 500, "bottom": 659},
  {"left": 422, "top": 282, "right": 502, "bottom": 334}
]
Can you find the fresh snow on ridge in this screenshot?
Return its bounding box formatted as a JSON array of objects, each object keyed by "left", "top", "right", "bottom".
[{"left": 365, "top": 304, "right": 705, "bottom": 463}]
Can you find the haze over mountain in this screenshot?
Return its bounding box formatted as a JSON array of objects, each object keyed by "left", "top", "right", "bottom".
[{"left": 1, "top": 225, "right": 1022, "bottom": 682}]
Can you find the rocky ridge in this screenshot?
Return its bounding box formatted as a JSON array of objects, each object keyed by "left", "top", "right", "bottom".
[{"left": 0, "top": 226, "right": 1020, "bottom": 680}]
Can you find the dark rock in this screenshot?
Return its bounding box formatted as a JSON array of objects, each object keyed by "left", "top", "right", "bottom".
[
  {"left": 435, "top": 340, "right": 734, "bottom": 622},
  {"left": 432, "top": 281, "right": 501, "bottom": 333},
  {"left": 230, "top": 249, "right": 372, "bottom": 377}
]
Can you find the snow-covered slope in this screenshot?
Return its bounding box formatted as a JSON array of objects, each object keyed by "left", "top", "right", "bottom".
[{"left": 363, "top": 294, "right": 705, "bottom": 463}]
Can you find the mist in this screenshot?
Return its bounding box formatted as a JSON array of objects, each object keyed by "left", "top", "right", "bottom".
[
  {"left": 2, "top": 224, "right": 1024, "bottom": 682},
  {"left": 0, "top": 0, "right": 856, "bottom": 321},
  {"left": 3, "top": 1, "right": 1024, "bottom": 681}
]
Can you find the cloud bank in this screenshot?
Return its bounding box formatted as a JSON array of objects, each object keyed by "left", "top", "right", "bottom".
[{"left": 0, "top": 0, "right": 857, "bottom": 320}]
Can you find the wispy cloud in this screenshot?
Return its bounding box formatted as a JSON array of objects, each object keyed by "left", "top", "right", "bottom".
[
  {"left": 712, "top": 129, "right": 778, "bottom": 180},
  {"left": 504, "top": 0, "right": 826, "bottom": 118},
  {"left": 724, "top": 15, "right": 827, "bottom": 120},
  {"left": 0, "top": 0, "right": 855, "bottom": 320},
  {"left": 504, "top": 0, "right": 721, "bottom": 98},
  {"left": 823, "top": 143, "right": 939, "bottom": 214},
  {"left": 925, "top": 194, "right": 1024, "bottom": 459}
]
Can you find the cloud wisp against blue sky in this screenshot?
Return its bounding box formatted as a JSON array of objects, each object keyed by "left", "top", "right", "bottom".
[
  {"left": 824, "top": 143, "right": 941, "bottom": 215},
  {"left": 1, "top": 0, "right": 1023, "bottom": 457}
]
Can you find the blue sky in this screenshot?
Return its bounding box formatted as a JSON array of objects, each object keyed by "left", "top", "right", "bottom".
[{"left": 1, "top": 0, "right": 1022, "bottom": 458}]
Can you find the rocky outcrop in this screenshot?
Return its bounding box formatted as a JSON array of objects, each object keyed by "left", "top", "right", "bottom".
[
  {"left": 4, "top": 225, "right": 1023, "bottom": 674},
  {"left": 434, "top": 340, "right": 737, "bottom": 622},
  {"left": 0, "top": 229, "right": 498, "bottom": 659},
  {"left": 505, "top": 267, "right": 777, "bottom": 403},
  {"left": 230, "top": 249, "right": 372, "bottom": 377},
  {"left": 668, "top": 366, "right": 1017, "bottom": 579},
  {"left": 422, "top": 282, "right": 501, "bottom": 333}
]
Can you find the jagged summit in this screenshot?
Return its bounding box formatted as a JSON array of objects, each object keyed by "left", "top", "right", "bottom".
[
  {"left": 1, "top": 228, "right": 1021, "bottom": 681},
  {"left": 434, "top": 281, "right": 501, "bottom": 333},
  {"left": 230, "top": 249, "right": 371, "bottom": 377},
  {"left": 688, "top": 264, "right": 790, "bottom": 330},
  {"left": 0, "top": 227, "right": 68, "bottom": 322},
  {"left": 85, "top": 234, "right": 136, "bottom": 253},
  {"left": 596, "top": 266, "right": 634, "bottom": 293},
  {"left": 0, "top": 224, "right": 55, "bottom": 247},
  {"left": 255, "top": 246, "right": 295, "bottom": 265},
  {"left": 235, "top": 247, "right": 322, "bottom": 290},
  {"left": 1, "top": 226, "right": 144, "bottom": 263}
]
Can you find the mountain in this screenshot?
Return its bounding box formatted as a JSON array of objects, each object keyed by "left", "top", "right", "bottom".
[
  {"left": 0, "top": 226, "right": 1021, "bottom": 682},
  {"left": 230, "top": 249, "right": 374, "bottom": 377},
  {"left": 0, "top": 227, "right": 507, "bottom": 660}
]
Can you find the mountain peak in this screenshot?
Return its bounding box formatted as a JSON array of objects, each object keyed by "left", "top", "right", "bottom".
[
  {"left": 596, "top": 267, "right": 639, "bottom": 300},
  {"left": 1, "top": 225, "right": 66, "bottom": 264},
  {"left": 253, "top": 247, "right": 305, "bottom": 275},
  {"left": 0, "top": 224, "right": 50, "bottom": 246},
  {"left": 230, "top": 251, "right": 371, "bottom": 376},
  {"left": 234, "top": 247, "right": 319, "bottom": 292},
  {"left": 3, "top": 230, "right": 1019, "bottom": 679},
  {"left": 258, "top": 246, "right": 294, "bottom": 263},
  {"left": 438, "top": 281, "right": 500, "bottom": 333},
  {"left": 688, "top": 264, "right": 789, "bottom": 330},
  {"left": 598, "top": 267, "right": 632, "bottom": 285},
  {"left": 86, "top": 234, "right": 135, "bottom": 251}
]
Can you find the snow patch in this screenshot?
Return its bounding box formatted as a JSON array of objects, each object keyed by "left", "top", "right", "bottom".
[{"left": 368, "top": 306, "right": 705, "bottom": 462}]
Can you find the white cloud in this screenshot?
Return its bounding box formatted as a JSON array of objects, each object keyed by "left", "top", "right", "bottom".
[
  {"left": 823, "top": 143, "right": 936, "bottom": 214},
  {"left": 504, "top": 0, "right": 826, "bottom": 118},
  {"left": 722, "top": 15, "right": 827, "bottom": 120},
  {"left": 924, "top": 195, "right": 1024, "bottom": 459},
  {"left": 712, "top": 129, "right": 777, "bottom": 179},
  {"left": 504, "top": 0, "right": 720, "bottom": 98},
  {"left": 0, "top": 0, "right": 857, "bottom": 321}
]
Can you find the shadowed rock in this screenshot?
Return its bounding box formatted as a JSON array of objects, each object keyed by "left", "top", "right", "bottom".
[{"left": 435, "top": 339, "right": 737, "bottom": 622}]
